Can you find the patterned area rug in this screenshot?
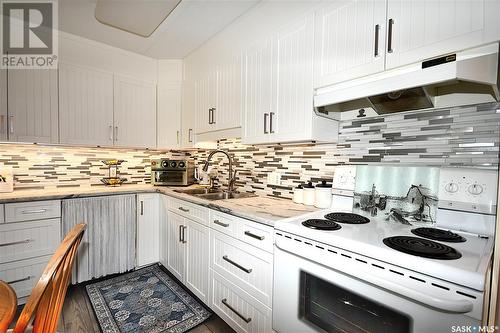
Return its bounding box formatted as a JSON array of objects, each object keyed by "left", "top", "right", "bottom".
[{"left": 86, "top": 265, "right": 211, "bottom": 333}]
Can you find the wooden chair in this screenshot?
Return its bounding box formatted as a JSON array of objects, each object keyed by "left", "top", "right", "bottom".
[{"left": 0, "top": 223, "right": 86, "bottom": 333}]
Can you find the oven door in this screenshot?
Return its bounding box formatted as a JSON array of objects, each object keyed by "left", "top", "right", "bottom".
[
  {"left": 273, "top": 245, "right": 479, "bottom": 333},
  {"left": 152, "top": 170, "right": 186, "bottom": 185}
]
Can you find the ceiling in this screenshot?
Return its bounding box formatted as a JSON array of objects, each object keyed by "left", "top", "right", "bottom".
[{"left": 59, "top": 0, "right": 260, "bottom": 59}]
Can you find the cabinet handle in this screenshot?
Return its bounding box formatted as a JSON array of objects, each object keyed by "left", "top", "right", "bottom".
[
  {"left": 0, "top": 239, "right": 33, "bottom": 247},
  {"left": 109, "top": 125, "right": 113, "bottom": 141},
  {"left": 176, "top": 131, "right": 180, "bottom": 144},
  {"left": 7, "top": 276, "right": 31, "bottom": 285},
  {"left": 140, "top": 201, "right": 144, "bottom": 215},
  {"left": 212, "top": 107, "right": 216, "bottom": 124},
  {"left": 264, "top": 113, "right": 269, "bottom": 134},
  {"left": 9, "top": 115, "right": 14, "bottom": 133},
  {"left": 181, "top": 225, "right": 187, "bottom": 244},
  {"left": 223, "top": 255, "right": 252, "bottom": 273},
  {"left": 374, "top": 24, "right": 380, "bottom": 57},
  {"left": 21, "top": 209, "right": 47, "bottom": 214},
  {"left": 244, "top": 231, "right": 265, "bottom": 241},
  {"left": 388, "top": 18, "right": 394, "bottom": 53},
  {"left": 213, "top": 219, "right": 229, "bottom": 228},
  {"left": 270, "top": 112, "right": 275, "bottom": 134},
  {"left": 188, "top": 128, "right": 193, "bottom": 143},
  {"left": 221, "top": 298, "right": 252, "bottom": 323},
  {"left": 178, "top": 207, "right": 189, "bottom": 213},
  {"left": 0, "top": 115, "right": 4, "bottom": 134},
  {"left": 114, "top": 126, "right": 118, "bottom": 141},
  {"left": 208, "top": 108, "right": 213, "bottom": 124},
  {"left": 179, "top": 225, "right": 183, "bottom": 242}
]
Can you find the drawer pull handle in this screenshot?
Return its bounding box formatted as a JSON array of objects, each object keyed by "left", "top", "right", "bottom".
[
  {"left": 0, "top": 239, "right": 33, "bottom": 247},
  {"left": 244, "top": 231, "right": 265, "bottom": 241},
  {"left": 21, "top": 209, "right": 47, "bottom": 214},
  {"left": 7, "top": 276, "right": 31, "bottom": 284},
  {"left": 223, "top": 255, "right": 252, "bottom": 273},
  {"left": 213, "top": 220, "right": 229, "bottom": 228},
  {"left": 221, "top": 298, "right": 252, "bottom": 323},
  {"left": 178, "top": 207, "right": 190, "bottom": 213}
]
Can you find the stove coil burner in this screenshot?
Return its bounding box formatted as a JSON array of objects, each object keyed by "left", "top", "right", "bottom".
[
  {"left": 411, "top": 227, "right": 466, "bottom": 243},
  {"left": 383, "top": 236, "right": 462, "bottom": 260},
  {"left": 302, "top": 219, "right": 342, "bottom": 231},
  {"left": 324, "top": 212, "right": 370, "bottom": 224}
]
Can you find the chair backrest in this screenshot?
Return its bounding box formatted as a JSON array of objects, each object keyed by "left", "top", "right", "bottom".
[
  {"left": 12, "top": 223, "right": 86, "bottom": 333},
  {"left": 0, "top": 281, "right": 16, "bottom": 332}
]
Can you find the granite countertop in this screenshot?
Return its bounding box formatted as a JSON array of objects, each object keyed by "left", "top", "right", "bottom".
[{"left": 0, "top": 184, "right": 317, "bottom": 226}]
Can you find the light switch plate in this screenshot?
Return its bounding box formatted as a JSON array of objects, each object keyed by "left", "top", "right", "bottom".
[{"left": 267, "top": 172, "right": 282, "bottom": 186}]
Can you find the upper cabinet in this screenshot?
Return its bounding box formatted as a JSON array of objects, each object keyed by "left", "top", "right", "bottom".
[
  {"left": 181, "top": 80, "right": 195, "bottom": 149},
  {"left": 194, "top": 54, "right": 243, "bottom": 135},
  {"left": 59, "top": 63, "right": 114, "bottom": 146},
  {"left": 0, "top": 70, "right": 6, "bottom": 141},
  {"left": 7, "top": 69, "right": 58, "bottom": 143},
  {"left": 385, "top": 0, "right": 500, "bottom": 69},
  {"left": 314, "top": 0, "right": 387, "bottom": 88},
  {"left": 157, "top": 83, "right": 182, "bottom": 149},
  {"left": 243, "top": 13, "right": 338, "bottom": 145},
  {"left": 113, "top": 75, "right": 156, "bottom": 148}
]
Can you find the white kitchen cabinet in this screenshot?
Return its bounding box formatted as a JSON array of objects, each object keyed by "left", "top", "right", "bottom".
[
  {"left": 136, "top": 194, "right": 160, "bottom": 267},
  {"left": 185, "top": 218, "right": 209, "bottom": 303},
  {"left": 243, "top": 13, "right": 339, "bottom": 145},
  {"left": 157, "top": 83, "right": 182, "bottom": 149},
  {"left": 181, "top": 80, "right": 195, "bottom": 148},
  {"left": 159, "top": 195, "right": 168, "bottom": 267},
  {"left": 216, "top": 55, "right": 243, "bottom": 131},
  {"left": 113, "top": 75, "right": 156, "bottom": 148},
  {"left": 166, "top": 210, "right": 186, "bottom": 282},
  {"left": 58, "top": 63, "right": 114, "bottom": 146},
  {"left": 194, "top": 70, "right": 217, "bottom": 134},
  {"left": 243, "top": 38, "right": 275, "bottom": 145},
  {"left": 385, "top": 0, "right": 500, "bottom": 69},
  {"left": 7, "top": 69, "right": 58, "bottom": 143},
  {"left": 0, "top": 69, "right": 6, "bottom": 140},
  {"left": 314, "top": 0, "right": 387, "bottom": 87}
]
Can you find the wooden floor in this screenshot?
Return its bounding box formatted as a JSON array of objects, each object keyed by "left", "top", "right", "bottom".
[{"left": 11, "top": 276, "right": 235, "bottom": 333}]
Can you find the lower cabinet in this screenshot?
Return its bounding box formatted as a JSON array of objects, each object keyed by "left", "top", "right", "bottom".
[
  {"left": 136, "top": 194, "right": 160, "bottom": 267},
  {"left": 166, "top": 209, "right": 210, "bottom": 303}
]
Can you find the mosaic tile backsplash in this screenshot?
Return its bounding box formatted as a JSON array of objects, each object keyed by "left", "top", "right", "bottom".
[{"left": 0, "top": 102, "right": 499, "bottom": 199}]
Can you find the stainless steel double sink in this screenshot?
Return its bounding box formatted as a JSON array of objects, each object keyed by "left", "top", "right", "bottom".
[{"left": 174, "top": 187, "right": 257, "bottom": 201}]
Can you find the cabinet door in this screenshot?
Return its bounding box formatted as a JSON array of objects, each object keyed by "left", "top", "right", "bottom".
[
  {"left": 157, "top": 83, "right": 182, "bottom": 149},
  {"left": 194, "top": 70, "right": 217, "bottom": 134},
  {"left": 314, "top": 0, "right": 387, "bottom": 87},
  {"left": 242, "top": 38, "right": 274, "bottom": 145},
  {"left": 166, "top": 211, "right": 185, "bottom": 282},
  {"left": 7, "top": 69, "right": 58, "bottom": 143},
  {"left": 216, "top": 55, "right": 243, "bottom": 131},
  {"left": 159, "top": 195, "right": 168, "bottom": 267},
  {"left": 113, "top": 75, "right": 156, "bottom": 148},
  {"left": 0, "top": 69, "right": 6, "bottom": 140},
  {"left": 181, "top": 80, "right": 195, "bottom": 148},
  {"left": 184, "top": 218, "right": 209, "bottom": 303},
  {"left": 136, "top": 194, "right": 160, "bottom": 267},
  {"left": 273, "top": 13, "right": 314, "bottom": 142},
  {"left": 59, "top": 63, "right": 114, "bottom": 146},
  {"left": 386, "top": 0, "right": 495, "bottom": 69}
]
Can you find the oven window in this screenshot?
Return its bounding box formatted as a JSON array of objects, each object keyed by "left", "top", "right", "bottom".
[
  {"left": 299, "top": 271, "right": 411, "bottom": 333},
  {"left": 156, "top": 171, "right": 184, "bottom": 183}
]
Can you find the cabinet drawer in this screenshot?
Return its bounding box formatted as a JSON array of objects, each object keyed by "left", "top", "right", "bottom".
[
  {"left": 168, "top": 198, "right": 209, "bottom": 226},
  {"left": 0, "top": 255, "right": 51, "bottom": 299},
  {"left": 211, "top": 270, "right": 272, "bottom": 333},
  {"left": 210, "top": 229, "right": 273, "bottom": 307},
  {"left": 237, "top": 220, "right": 273, "bottom": 253},
  {"left": 210, "top": 210, "right": 238, "bottom": 237},
  {"left": 5, "top": 200, "right": 61, "bottom": 223},
  {"left": 0, "top": 219, "right": 61, "bottom": 264}
]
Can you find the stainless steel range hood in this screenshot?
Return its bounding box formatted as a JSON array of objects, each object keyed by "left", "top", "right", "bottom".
[{"left": 314, "top": 43, "right": 500, "bottom": 121}]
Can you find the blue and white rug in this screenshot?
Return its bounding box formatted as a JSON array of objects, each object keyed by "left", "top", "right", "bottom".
[{"left": 86, "top": 265, "right": 211, "bottom": 333}]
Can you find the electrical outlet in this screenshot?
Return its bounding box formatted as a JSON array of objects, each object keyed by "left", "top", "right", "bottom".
[{"left": 267, "top": 172, "right": 282, "bottom": 186}]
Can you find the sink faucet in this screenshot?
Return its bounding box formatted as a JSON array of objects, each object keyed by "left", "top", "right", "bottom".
[{"left": 202, "top": 150, "right": 237, "bottom": 192}]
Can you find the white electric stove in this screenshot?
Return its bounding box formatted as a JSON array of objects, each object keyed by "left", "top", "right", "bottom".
[{"left": 273, "top": 167, "right": 498, "bottom": 333}]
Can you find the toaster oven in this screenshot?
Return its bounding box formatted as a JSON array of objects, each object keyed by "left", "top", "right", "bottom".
[{"left": 151, "top": 159, "right": 195, "bottom": 186}]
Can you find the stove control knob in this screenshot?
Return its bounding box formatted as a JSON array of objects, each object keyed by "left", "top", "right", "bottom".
[
  {"left": 170, "top": 161, "right": 177, "bottom": 168},
  {"left": 444, "top": 182, "right": 459, "bottom": 193},
  {"left": 161, "top": 160, "right": 169, "bottom": 168},
  {"left": 178, "top": 161, "right": 185, "bottom": 168},
  {"left": 467, "top": 184, "right": 483, "bottom": 195}
]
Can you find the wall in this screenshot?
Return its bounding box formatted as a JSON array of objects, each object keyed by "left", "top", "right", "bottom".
[{"left": 1, "top": 102, "right": 498, "bottom": 198}]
